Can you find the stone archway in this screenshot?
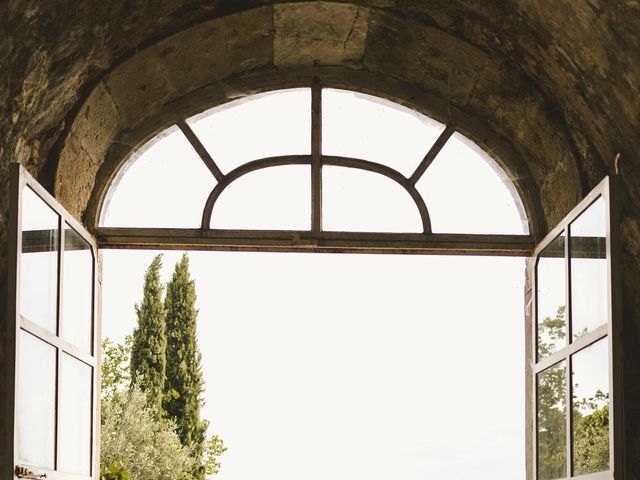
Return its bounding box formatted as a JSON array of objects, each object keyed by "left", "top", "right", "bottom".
[
  {"left": 2, "top": 2, "right": 640, "bottom": 477},
  {"left": 53, "top": 4, "right": 587, "bottom": 238}
]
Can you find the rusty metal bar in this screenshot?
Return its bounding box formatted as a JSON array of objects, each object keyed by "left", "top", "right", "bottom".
[
  {"left": 201, "top": 156, "right": 311, "bottom": 228},
  {"left": 323, "top": 156, "right": 432, "bottom": 233},
  {"left": 312, "top": 78, "right": 322, "bottom": 232},
  {"left": 96, "top": 227, "right": 534, "bottom": 256},
  {"left": 201, "top": 154, "right": 433, "bottom": 233},
  {"left": 409, "top": 124, "right": 455, "bottom": 185},
  {"left": 177, "top": 121, "right": 224, "bottom": 181}
]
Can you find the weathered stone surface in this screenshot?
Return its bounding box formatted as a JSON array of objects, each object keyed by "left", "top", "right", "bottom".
[
  {"left": 274, "top": 2, "right": 369, "bottom": 67},
  {"left": 104, "top": 46, "right": 178, "bottom": 131},
  {"left": 55, "top": 134, "right": 96, "bottom": 219},
  {"left": 364, "top": 10, "right": 486, "bottom": 107},
  {"left": 55, "top": 80, "right": 123, "bottom": 217},
  {"left": 157, "top": 7, "right": 274, "bottom": 96}
]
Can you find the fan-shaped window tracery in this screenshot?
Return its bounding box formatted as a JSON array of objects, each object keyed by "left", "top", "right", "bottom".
[{"left": 100, "top": 83, "right": 530, "bottom": 253}]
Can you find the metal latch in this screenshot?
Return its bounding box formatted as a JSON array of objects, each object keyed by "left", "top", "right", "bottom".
[{"left": 15, "top": 465, "right": 47, "bottom": 479}]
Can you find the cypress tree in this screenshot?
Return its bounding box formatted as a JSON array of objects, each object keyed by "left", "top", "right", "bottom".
[
  {"left": 130, "top": 254, "right": 167, "bottom": 414},
  {"left": 163, "top": 254, "right": 207, "bottom": 480}
]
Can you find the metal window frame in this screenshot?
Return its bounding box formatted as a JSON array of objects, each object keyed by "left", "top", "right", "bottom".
[
  {"left": 7, "top": 163, "right": 100, "bottom": 480},
  {"left": 530, "top": 176, "right": 623, "bottom": 480},
  {"left": 95, "top": 78, "right": 535, "bottom": 256}
]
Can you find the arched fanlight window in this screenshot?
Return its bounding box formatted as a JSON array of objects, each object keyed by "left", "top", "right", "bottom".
[{"left": 99, "top": 83, "right": 530, "bottom": 253}]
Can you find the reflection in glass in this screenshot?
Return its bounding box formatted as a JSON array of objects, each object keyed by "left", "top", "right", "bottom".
[
  {"left": 102, "top": 126, "right": 216, "bottom": 228},
  {"left": 211, "top": 165, "right": 311, "bottom": 230},
  {"left": 537, "top": 234, "right": 567, "bottom": 360},
  {"left": 59, "top": 354, "right": 93, "bottom": 475},
  {"left": 322, "top": 166, "right": 422, "bottom": 233},
  {"left": 17, "top": 330, "right": 56, "bottom": 469},
  {"left": 571, "top": 197, "right": 608, "bottom": 341},
  {"left": 322, "top": 89, "right": 446, "bottom": 176},
  {"left": 572, "top": 339, "right": 609, "bottom": 475},
  {"left": 62, "top": 224, "right": 93, "bottom": 353},
  {"left": 187, "top": 89, "right": 311, "bottom": 174},
  {"left": 537, "top": 362, "right": 567, "bottom": 480},
  {"left": 20, "top": 186, "right": 59, "bottom": 332}
]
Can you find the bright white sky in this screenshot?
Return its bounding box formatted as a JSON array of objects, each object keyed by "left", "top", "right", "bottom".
[{"left": 101, "top": 89, "right": 528, "bottom": 480}]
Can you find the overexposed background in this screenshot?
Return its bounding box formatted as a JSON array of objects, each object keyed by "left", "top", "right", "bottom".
[{"left": 101, "top": 89, "right": 528, "bottom": 480}]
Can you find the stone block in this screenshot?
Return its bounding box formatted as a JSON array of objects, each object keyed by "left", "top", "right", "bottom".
[
  {"left": 55, "top": 133, "right": 97, "bottom": 219},
  {"left": 363, "top": 10, "right": 486, "bottom": 106},
  {"left": 104, "top": 45, "right": 177, "bottom": 129},
  {"left": 69, "top": 81, "right": 121, "bottom": 166},
  {"left": 274, "top": 2, "right": 369, "bottom": 67},
  {"left": 157, "top": 7, "right": 274, "bottom": 96}
]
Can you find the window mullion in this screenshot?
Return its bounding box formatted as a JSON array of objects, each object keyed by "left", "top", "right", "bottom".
[
  {"left": 177, "top": 121, "right": 224, "bottom": 182},
  {"left": 408, "top": 124, "right": 455, "bottom": 185},
  {"left": 54, "top": 347, "right": 61, "bottom": 472},
  {"left": 311, "top": 77, "right": 322, "bottom": 233},
  {"left": 55, "top": 210, "right": 64, "bottom": 472},
  {"left": 565, "top": 226, "right": 573, "bottom": 479}
]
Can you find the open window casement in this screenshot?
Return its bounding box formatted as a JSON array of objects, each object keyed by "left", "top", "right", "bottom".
[
  {"left": 530, "top": 176, "right": 623, "bottom": 480},
  {"left": 5, "top": 163, "right": 99, "bottom": 480}
]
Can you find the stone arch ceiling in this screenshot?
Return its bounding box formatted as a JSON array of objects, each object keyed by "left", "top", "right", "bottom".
[{"left": 1, "top": 0, "right": 639, "bottom": 235}]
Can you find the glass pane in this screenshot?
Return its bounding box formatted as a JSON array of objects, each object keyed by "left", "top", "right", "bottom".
[
  {"left": 571, "top": 197, "right": 608, "bottom": 341},
  {"left": 323, "top": 166, "right": 423, "bottom": 233},
  {"left": 59, "top": 353, "right": 93, "bottom": 476},
  {"left": 187, "top": 89, "right": 311, "bottom": 174},
  {"left": 61, "top": 224, "right": 93, "bottom": 353},
  {"left": 20, "top": 186, "right": 59, "bottom": 332},
  {"left": 416, "top": 132, "right": 527, "bottom": 234},
  {"left": 17, "top": 330, "right": 56, "bottom": 469},
  {"left": 537, "top": 234, "right": 567, "bottom": 360},
  {"left": 322, "top": 89, "right": 446, "bottom": 176},
  {"left": 211, "top": 165, "right": 311, "bottom": 230},
  {"left": 102, "top": 126, "right": 217, "bottom": 228},
  {"left": 537, "top": 361, "right": 567, "bottom": 480},
  {"left": 572, "top": 339, "right": 609, "bottom": 475}
]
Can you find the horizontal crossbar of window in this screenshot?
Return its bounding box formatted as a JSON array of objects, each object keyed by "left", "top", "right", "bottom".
[
  {"left": 95, "top": 227, "right": 534, "bottom": 256},
  {"left": 21, "top": 229, "right": 92, "bottom": 253},
  {"left": 535, "top": 235, "right": 606, "bottom": 259},
  {"left": 19, "top": 316, "right": 96, "bottom": 368},
  {"left": 534, "top": 323, "right": 608, "bottom": 374}
]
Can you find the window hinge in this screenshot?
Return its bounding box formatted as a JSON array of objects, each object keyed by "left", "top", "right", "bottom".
[{"left": 15, "top": 465, "right": 47, "bottom": 479}]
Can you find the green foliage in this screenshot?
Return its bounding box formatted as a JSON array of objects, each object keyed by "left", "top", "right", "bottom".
[
  {"left": 101, "top": 255, "right": 225, "bottom": 480},
  {"left": 537, "top": 306, "right": 566, "bottom": 358},
  {"left": 204, "top": 432, "right": 227, "bottom": 476},
  {"left": 537, "top": 307, "right": 568, "bottom": 480},
  {"left": 163, "top": 254, "right": 208, "bottom": 479},
  {"left": 102, "top": 336, "right": 132, "bottom": 399},
  {"left": 100, "top": 455, "right": 130, "bottom": 480},
  {"left": 537, "top": 306, "right": 609, "bottom": 478},
  {"left": 130, "top": 254, "right": 167, "bottom": 413},
  {"left": 101, "top": 386, "right": 198, "bottom": 480},
  {"left": 573, "top": 391, "right": 609, "bottom": 474}
]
